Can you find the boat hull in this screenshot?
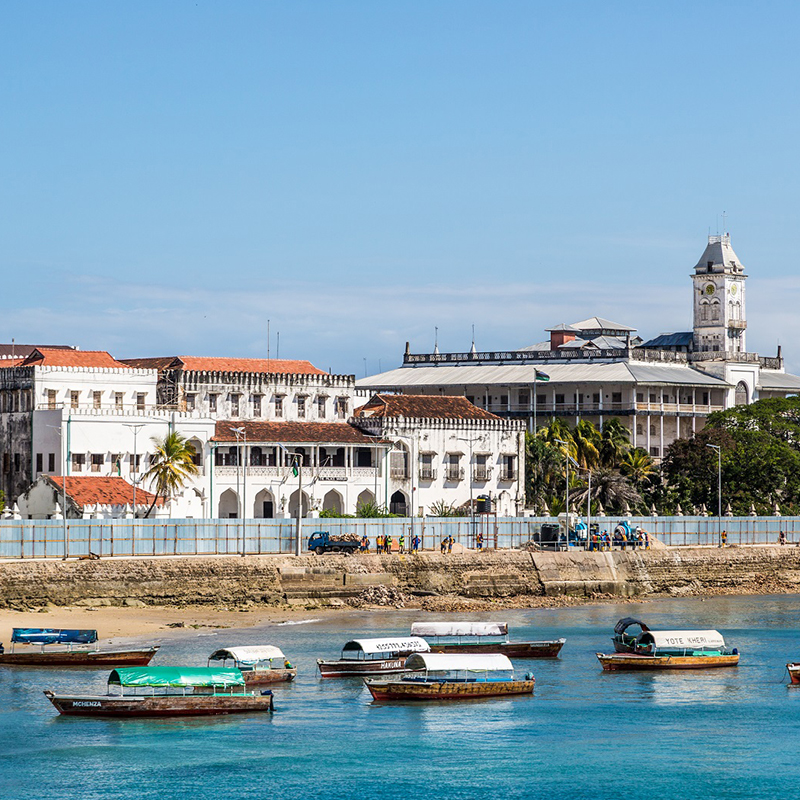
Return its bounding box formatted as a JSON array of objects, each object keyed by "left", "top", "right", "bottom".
[
  {"left": 43, "top": 690, "right": 274, "bottom": 717},
  {"left": 242, "top": 668, "right": 297, "bottom": 685},
  {"left": 365, "top": 678, "right": 535, "bottom": 701},
  {"left": 427, "top": 639, "right": 565, "bottom": 658},
  {"left": 317, "top": 658, "right": 408, "bottom": 678},
  {"left": 597, "top": 652, "right": 740, "bottom": 671},
  {"left": 0, "top": 647, "right": 159, "bottom": 667},
  {"left": 787, "top": 663, "right": 800, "bottom": 685}
]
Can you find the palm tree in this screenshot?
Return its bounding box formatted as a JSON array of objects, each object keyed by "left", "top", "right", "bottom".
[
  {"left": 620, "top": 447, "right": 656, "bottom": 489},
  {"left": 599, "top": 418, "right": 630, "bottom": 468},
  {"left": 142, "top": 432, "right": 200, "bottom": 517},
  {"left": 572, "top": 419, "right": 600, "bottom": 468},
  {"left": 572, "top": 467, "right": 642, "bottom": 514}
]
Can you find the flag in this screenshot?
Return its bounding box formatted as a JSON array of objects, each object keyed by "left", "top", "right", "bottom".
[
  {"left": 535, "top": 369, "right": 550, "bottom": 382},
  {"left": 292, "top": 464, "right": 299, "bottom": 477}
]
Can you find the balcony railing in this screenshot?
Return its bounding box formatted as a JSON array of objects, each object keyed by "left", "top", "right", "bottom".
[
  {"left": 390, "top": 466, "right": 409, "bottom": 479},
  {"left": 215, "top": 465, "right": 378, "bottom": 479},
  {"left": 419, "top": 466, "right": 437, "bottom": 480},
  {"left": 499, "top": 469, "right": 516, "bottom": 482},
  {"left": 635, "top": 402, "right": 724, "bottom": 414},
  {"left": 473, "top": 466, "right": 492, "bottom": 481},
  {"left": 445, "top": 466, "right": 464, "bottom": 481}
]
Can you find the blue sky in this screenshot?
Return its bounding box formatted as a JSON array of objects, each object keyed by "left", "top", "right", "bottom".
[{"left": 2, "top": 1, "right": 800, "bottom": 374}]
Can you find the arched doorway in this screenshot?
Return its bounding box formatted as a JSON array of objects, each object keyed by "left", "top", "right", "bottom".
[
  {"left": 390, "top": 490, "right": 408, "bottom": 516},
  {"left": 735, "top": 381, "right": 749, "bottom": 406},
  {"left": 357, "top": 489, "right": 375, "bottom": 513},
  {"left": 288, "top": 489, "right": 310, "bottom": 518},
  {"left": 254, "top": 489, "right": 275, "bottom": 518},
  {"left": 323, "top": 490, "right": 343, "bottom": 516},
  {"left": 186, "top": 438, "right": 203, "bottom": 467},
  {"left": 218, "top": 489, "right": 239, "bottom": 518}
]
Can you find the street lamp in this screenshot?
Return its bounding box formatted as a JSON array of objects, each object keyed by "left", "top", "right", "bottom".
[
  {"left": 278, "top": 443, "right": 304, "bottom": 556},
  {"left": 231, "top": 426, "right": 247, "bottom": 557},
  {"left": 455, "top": 434, "right": 486, "bottom": 547},
  {"left": 123, "top": 423, "right": 145, "bottom": 518},
  {"left": 555, "top": 438, "right": 572, "bottom": 550},
  {"left": 46, "top": 422, "right": 69, "bottom": 560},
  {"left": 706, "top": 443, "right": 722, "bottom": 545}
]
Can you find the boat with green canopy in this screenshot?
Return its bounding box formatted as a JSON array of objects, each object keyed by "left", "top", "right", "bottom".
[{"left": 43, "top": 667, "right": 275, "bottom": 717}]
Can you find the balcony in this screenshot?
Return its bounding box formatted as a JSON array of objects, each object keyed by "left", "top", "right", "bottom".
[
  {"left": 728, "top": 319, "right": 747, "bottom": 329},
  {"left": 445, "top": 466, "right": 465, "bottom": 481},
  {"left": 215, "top": 465, "right": 378, "bottom": 479},
  {"left": 499, "top": 469, "right": 516, "bottom": 482},
  {"left": 635, "top": 402, "right": 724, "bottom": 415},
  {"left": 473, "top": 465, "right": 492, "bottom": 481},
  {"left": 419, "top": 466, "right": 437, "bottom": 481}
]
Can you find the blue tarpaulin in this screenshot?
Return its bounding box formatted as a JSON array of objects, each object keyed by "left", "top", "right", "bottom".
[{"left": 11, "top": 628, "right": 98, "bottom": 645}]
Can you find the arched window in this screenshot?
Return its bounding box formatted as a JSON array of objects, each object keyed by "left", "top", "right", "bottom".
[
  {"left": 711, "top": 301, "right": 720, "bottom": 321},
  {"left": 389, "top": 490, "right": 408, "bottom": 516},
  {"left": 700, "top": 302, "right": 709, "bottom": 321},
  {"left": 735, "top": 381, "right": 749, "bottom": 406}
]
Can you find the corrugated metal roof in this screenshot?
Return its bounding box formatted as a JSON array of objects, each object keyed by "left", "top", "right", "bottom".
[
  {"left": 357, "top": 361, "right": 729, "bottom": 389},
  {"left": 757, "top": 372, "right": 800, "bottom": 391},
  {"left": 640, "top": 332, "right": 693, "bottom": 348}
]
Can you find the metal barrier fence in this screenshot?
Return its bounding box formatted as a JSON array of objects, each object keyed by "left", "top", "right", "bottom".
[{"left": 0, "top": 516, "right": 799, "bottom": 559}]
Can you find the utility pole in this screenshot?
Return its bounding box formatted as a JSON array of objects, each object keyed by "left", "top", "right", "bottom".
[
  {"left": 123, "top": 423, "right": 145, "bottom": 518},
  {"left": 707, "top": 444, "right": 722, "bottom": 544}
]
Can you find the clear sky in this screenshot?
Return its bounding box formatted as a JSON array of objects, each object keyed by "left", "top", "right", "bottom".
[{"left": 2, "top": 1, "right": 800, "bottom": 375}]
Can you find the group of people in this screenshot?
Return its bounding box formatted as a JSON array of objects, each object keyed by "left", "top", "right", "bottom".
[
  {"left": 440, "top": 535, "right": 455, "bottom": 554},
  {"left": 373, "top": 534, "right": 421, "bottom": 554},
  {"left": 587, "top": 523, "right": 650, "bottom": 551}
]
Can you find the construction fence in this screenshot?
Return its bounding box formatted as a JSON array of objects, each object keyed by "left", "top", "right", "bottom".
[{"left": 0, "top": 515, "right": 799, "bottom": 560}]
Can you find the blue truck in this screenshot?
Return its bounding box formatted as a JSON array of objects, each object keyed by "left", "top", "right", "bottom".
[{"left": 307, "top": 530, "right": 361, "bottom": 555}]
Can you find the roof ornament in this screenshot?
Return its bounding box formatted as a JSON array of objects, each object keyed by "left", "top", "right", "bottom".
[
  {"left": 433, "top": 326, "right": 439, "bottom": 355},
  {"left": 470, "top": 324, "right": 477, "bottom": 355}
]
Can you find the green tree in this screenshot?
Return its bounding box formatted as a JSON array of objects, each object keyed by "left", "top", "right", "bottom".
[
  {"left": 599, "top": 418, "right": 631, "bottom": 467},
  {"left": 142, "top": 432, "right": 201, "bottom": 517}
]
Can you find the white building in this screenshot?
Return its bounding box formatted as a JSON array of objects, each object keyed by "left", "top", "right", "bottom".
[
  {"left": 1, "top": 351, "right": 521, "bottom": 518},
  {"left": 357, "top": 234, "right": 800, "bottom": 460}
]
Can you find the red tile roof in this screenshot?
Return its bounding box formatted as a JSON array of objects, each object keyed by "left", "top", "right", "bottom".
[
  {"left": 355, "top": 394, "right": 501, "bottom": 420},
  {"left": 47, "top": 476, "right": 162, "bottom": 508},
  {"left": 213, "top": 420, "right": 380, "bottom": 445},
  {"left": 22, "top": 348, "right": 133, "bottom": 369},
  {"left": 0, "top": 358, "right": 26, "bottom": 368},
  {"left": 121, "top": 356, "right": 326, "bottom": 375}
]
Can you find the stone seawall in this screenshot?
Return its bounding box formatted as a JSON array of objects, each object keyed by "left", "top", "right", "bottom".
[{"left": 3, "top": 547, "right": 800, "bottom": 609}]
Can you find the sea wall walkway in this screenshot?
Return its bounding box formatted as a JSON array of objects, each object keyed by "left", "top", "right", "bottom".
[{"left": 1, "top": 546, "right": 799, "bottom": 609}]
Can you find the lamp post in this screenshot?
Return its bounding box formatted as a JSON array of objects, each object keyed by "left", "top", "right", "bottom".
[
  {"left": 231, "top": 426, "right": 247, "bottom": 556},
  {"left": 46, "top": 421, "right": 69, "bottom": 559},
  {"left": 555, "top": 438, "right": 571, "bottom": 550},
  {"left": 455, "top": 434, "right": 483, "bottom": 547},
  {"left": 706, "top": 443, "right": 722, "bottom": 545},
  {"left": 123, "top": 423, "right": 145, "bottom": 518}
]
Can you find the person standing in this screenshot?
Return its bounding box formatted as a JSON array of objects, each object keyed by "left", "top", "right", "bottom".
[
  {"left": 399, "top": 534, "right": 405, "bottom": 554},
  {"left": 447, "top": 535, "right": 454, "bottom": 554},
  {"left": 386, "top": 534, "right": 393, "bottom": 554},
  {"left": 720, "top": 530, "right": 728, "bottom": 548},
  {"left": 780, "top": 529, "right": 787, "bottom": 546}
]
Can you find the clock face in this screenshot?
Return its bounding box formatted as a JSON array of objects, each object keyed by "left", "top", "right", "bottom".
[
  {"left": 704, "top": 283, "right": 715, "bottom": 296},
  {"left": 730, "top": 283, "right": 738, "bottom": 296}
]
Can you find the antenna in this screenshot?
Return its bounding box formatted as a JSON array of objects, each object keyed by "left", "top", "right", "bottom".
[
  {"left": 267, "top": 319, "right": 270, "bottom": 364},
  {"left": 471, "top": 323, "right": 475, "bottom": 346},
  {"left": 722, "top": 211, "right": 727, "bottom": 234},
  {"left": 435, "top": 326, "right": 438, "bottom": 348},
  {"left": 276, "top": 332, "right": 280, "bottom": 360},
  {"left": 363, "top": 357, "right": 367, "bottom": 378}
]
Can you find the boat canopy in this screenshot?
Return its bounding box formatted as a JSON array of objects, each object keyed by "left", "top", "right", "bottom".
[
  {"left": 614, "top": 618, "right": 650, "bottom": 635},
  {"left": 342, "top": 637, "right": 430, "bottom": 656},
  {"left": 637, "top": 630, "right": 726, "bottom": 649},
  {"left": 208, "top": 646, "right": 286, "bottom": 664},
  {"left": 410, "top": 622, "right": 508, "bottom": 638},
  {"left": 108, "top": 667, "right": 245, "bottom": 688},
  {"left": 404, "top": 653, "right": 515, "bottom": 672},
  {"left": 11, "top": 628, "right": 98, "bottom": 645}
]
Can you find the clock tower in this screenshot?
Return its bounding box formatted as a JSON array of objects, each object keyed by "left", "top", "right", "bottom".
[{"left": 692, "top": 233, "right": 747, "bottom": 354}]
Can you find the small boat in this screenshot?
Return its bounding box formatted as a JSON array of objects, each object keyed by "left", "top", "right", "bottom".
[
  {"left": 598, "top": 628, "right": 740, "bottom": 670},
  {"left": 365, "top": 653, "right": 535, "bottom": 701},
  {"left": 410, "top": 621, "right": 565, "bottom": 658},
  {"left": 208, "top": 646, "right": 297, "bottom": 685},
  {"left": 611, "top": 618, "right": 651, "bottom": 653},
  {"left": 317, "top": 637, "right": 430, "bottom": 678},
  {"left": 0, "top": 628, "right": 158, "bottom": 667},
  {"left": 786, "top": 663, "right": 800, "bottom": 685},
  {"left": 44, "top": 667, "right": 274, "bottom": 717}
]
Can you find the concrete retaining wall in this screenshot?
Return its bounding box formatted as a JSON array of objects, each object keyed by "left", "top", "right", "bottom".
[{"left": 2, "top": 547, "right": 800, "bottom": 609}]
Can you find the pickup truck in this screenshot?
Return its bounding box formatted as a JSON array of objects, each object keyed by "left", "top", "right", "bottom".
[{"left": 307, "top": 530, "right": 361, "bottom": 555}]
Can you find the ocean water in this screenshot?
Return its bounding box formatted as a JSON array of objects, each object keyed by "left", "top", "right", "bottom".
[{"left": 2, "top": 595, "right": 800, "bottom": 800}]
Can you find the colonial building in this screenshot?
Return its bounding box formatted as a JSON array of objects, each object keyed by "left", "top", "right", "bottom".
[{"left": 357, "top": 234, "right": 800, "bottom": 460}]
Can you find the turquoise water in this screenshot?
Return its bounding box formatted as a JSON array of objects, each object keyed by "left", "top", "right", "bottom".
[{"left": 3, "top": 595, "right": 800, "bottom": 799}]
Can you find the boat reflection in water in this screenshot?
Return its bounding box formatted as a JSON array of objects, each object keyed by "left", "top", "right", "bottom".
[
  {"left": 365, "top": 653, "right": 535, "bottom": 701},
  {"left": 44, "top": 667, "right": 274, "bottom": 717}
]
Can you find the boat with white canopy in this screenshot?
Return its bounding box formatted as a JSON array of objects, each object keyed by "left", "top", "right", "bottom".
[
  {"left": 208, "top": 646, "right": 296, "bottom": 685},
  {"left": 597, "top": 629, "right": 740, "bottom": 670},
  {"left": 410, "top": 621, "right": 565, "bottom": 658},
  {"left": 364, "top": 653, "right": 535, "bottom": 700},
  {"left": 44, "top": 667, "right": 275, "bottom": 717},
  {"left": 317, "top": 637, "right": 430, "bottom": 678},
  {"left": 0, "top": 628, "right": 158, "bottom": 667}
]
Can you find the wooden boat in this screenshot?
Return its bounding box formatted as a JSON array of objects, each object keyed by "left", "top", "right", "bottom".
[
  {"left": 597, "top": 652, "right": 740, "bottom": 671},
  {"left": 44, "top": 667, "right": 274, "bottom": 717},
  {"left": 365, "top": 653, "right": 535, "bottom": 701},
  {"left": 0, "top": 628, "right": 158, "bottom": 667},
  {"left": 411, "top": 621, "right": 565, "bottom": 658},
  {"left": 603, "top": 624, "right": 739, "bottom": 670},
  {"left": 317, "top": 637, "right": 430, "bottom": 678},
  {"left": 786, "top": 663, "right": 800, "bottom": 684},
  {"left": 208, "top": 645, "right": 297, "bottom": 685}
]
